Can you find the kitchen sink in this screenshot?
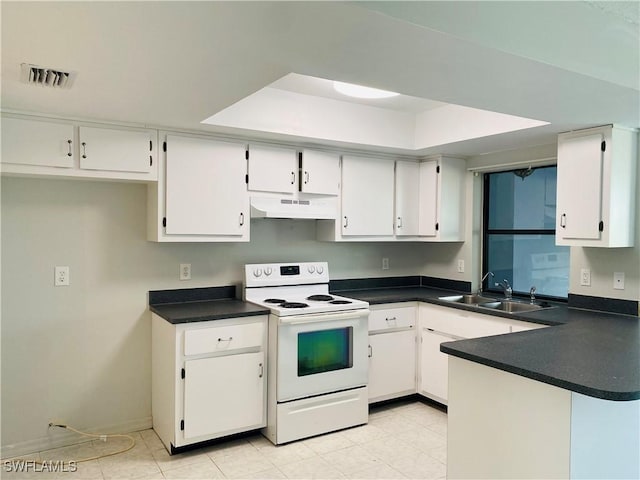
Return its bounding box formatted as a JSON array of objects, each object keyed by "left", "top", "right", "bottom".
[
  {"left": 439, "top": 295, "right": 554, "bottom": 314},
  {"left": 476, "top": 300, "right": 548, "bottom": 314},
  {"left": 438, "top": 294, "right": 497, "bottom": 305}
]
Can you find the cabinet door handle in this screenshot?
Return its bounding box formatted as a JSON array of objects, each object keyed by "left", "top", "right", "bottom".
[
  {"left": 560, "top": 213, "right": 566, "bottom": 229},
  {"left": 239, "top": 212, "right": 245, "bottom": 226},
  {"left": 258, "top": 362, "right": 264, "bottom": 378},
  {"left": 368, "top": 345, "right": 372, "bottom": 358},
  {"left": 385, "top": 317, "right": 397, "bottom": 323},
  {"left": 81, "top": 142, "right": 87, "bottom": 159},
  {"left": 217, "top": 337, "right": 233, "bottom": 342},
  {"left": 67, "top": 139, "right": 73, "bottom": 157},
  {"left": 291, "top": 171, "right": 295, "bottom": 185},
  {"left": 397, "top": 217, "right": 402, "bottom": 228},
  {"left": 304, "top": 171, "right": 309, "bottom": 184},
  {"left": 343, "top": 216, "right": 348, "bottom": 228}
]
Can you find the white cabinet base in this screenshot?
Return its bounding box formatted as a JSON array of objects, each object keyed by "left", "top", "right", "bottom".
[
  {"left": 447, "top": 357, "right": 571, "bottom": 479},
  {"left": 447, "top": 357, "right": 640, "bottom": 479},
  {"left": 369, "top": 331, "right": 416, "bottom": 403},
  {"left": 152, "top": 314, "right": 267, "bottom": 452}
]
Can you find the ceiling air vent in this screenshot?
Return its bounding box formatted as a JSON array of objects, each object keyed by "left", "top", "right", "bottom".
[{"left": 20, "top": 63, "right": 77, "bottom": 89}]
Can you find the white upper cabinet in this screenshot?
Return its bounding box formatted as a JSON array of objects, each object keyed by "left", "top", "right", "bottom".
[
  {"left": 300, "top": 149, "right": 340, "bottom": 195},
  {"left": 1, "top": 114, "right": 157, "bottom": 181},
  {"left": 2, "top": 116, "right": 74, "bottom": 168},
  {"left": 556, "top": 125, "right": 637, "bottom": 247},
  {"left": 148, "top": 133, "right": 249, "bottom": 242},
  {"left": 341, "top": 155, "right": 395, "bottom": 236},
  {"left": 395, "top": 161, "right": 421, "bottom": 236},
  {"left": 78, "top": 126, "right": 154, "bottom": 173},
  {"left": 247, "top": 144, "right": 297, "bottom": 194},
  {"left": 419, "top": 156, "right": 467, "bottom": 241}
]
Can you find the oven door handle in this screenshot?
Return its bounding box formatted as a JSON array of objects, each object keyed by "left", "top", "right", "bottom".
[{"left": 279, "top": 309, "right": 370, "bottom": 325}]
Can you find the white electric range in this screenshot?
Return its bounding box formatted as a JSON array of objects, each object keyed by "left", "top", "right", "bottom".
[{"left": 244, "top": 262, "right": 370, "bottom": 445}]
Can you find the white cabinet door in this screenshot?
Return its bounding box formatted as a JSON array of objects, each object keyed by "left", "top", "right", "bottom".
[
  {"left": 368, "top": 330, "right": 416, "bottom": 402},
  {"left": 556, "top": 132, "right": 604, "bottom": 241},
  {"left": 1, "top": 117, "right": 74, "bottom": 168},
  {"left": 165, "top": 135, "right": 248, "bottom": 236},
  {"left": 248, "top": 145, "right": 297, "bottom": 194},
  {"left": 418, "top": 160, "right": 439, "bottom": 237},
  {"left": 395, "top": 161, "right": 420, "bottom": 236},
  {"left": 341, "top": 156, "right": 394, "bottom": 236},
  {"left": 420, "top": 328, "right": 460, "bottom": 404},
  {"left": 301, "top": 149, "right": 340, "bottom": 195},
  {"left": 183, "top": 351, "right": 264, "bottom": 439},
  {"left": 78, "top": 126, "right": 153, "bottom": 173},
  {"left": 556, "top": 125, "right": 637, "bottom": 247}
]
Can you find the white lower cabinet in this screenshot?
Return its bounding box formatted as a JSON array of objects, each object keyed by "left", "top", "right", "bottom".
[
  {"left": 367, "top": 304, "right": 417, "bottom": 403},
  {"left": 369, "top": 331, "right": 417, "bottom": 402},
  {"left": 183, "top": 352, "right": 265, "bottom": 440},
  {"left": 152, "top": 314, "right": 267, "bottom": 452},
  {"left": 418, "top": 303, "right": 546, "bottom": 405},
  {"left": 419, "top": 328, "right": 460, "bottom": 404}
]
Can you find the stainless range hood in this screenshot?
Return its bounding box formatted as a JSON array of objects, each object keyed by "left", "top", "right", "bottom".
[{"left": 250, "top": 196, "right": 338, "bottom": 220}]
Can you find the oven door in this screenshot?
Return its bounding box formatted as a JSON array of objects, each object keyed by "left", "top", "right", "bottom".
[{"left": 276, "top": 309, "right": 369, "bottom": 402}]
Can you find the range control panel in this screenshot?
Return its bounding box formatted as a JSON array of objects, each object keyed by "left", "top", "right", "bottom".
[{"left": 244, "top": 262, "right": 329, "bottom": 287}]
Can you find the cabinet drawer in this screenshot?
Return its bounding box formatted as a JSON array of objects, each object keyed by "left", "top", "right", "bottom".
[
  {"left": 184, "top": 321, "right": 264, "bottom": 356},
  {"left": 369, "top": 307, "right": 415, "bottom": 332}
]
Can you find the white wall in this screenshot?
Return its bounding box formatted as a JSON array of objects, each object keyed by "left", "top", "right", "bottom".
[{"left": 0, "top": 175, "right": 457, "bottom": 456}]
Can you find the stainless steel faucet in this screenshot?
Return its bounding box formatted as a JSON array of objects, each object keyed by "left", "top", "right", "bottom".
[
  {"left": 530, "top": 286, "right": 537, "bottom": 304},
  {"left": 479, "top": 271, "right": 494, "bottom": 294},
  {"left": 496, "top": 279, "right": 512, "bottom": 300}
]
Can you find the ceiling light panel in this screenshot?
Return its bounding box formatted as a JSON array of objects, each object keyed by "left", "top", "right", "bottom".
[{"left": 333, "top": 81, "right": 399, "bottom": 99}]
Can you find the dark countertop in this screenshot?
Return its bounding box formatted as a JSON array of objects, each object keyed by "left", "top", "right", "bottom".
[
  {"left": 331, "top": 285, "right": 640, "bottom": 401},
  {"left": 149, "top": 286, "right": 269, "bottom": 324},
  {"left": 150, "top": 299, "right": 269, "bottom": 324},
  {"left": 149, "top": 283, "right": 639, "bottom": 401}
]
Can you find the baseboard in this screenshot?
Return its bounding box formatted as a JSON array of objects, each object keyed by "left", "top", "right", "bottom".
[{"left": 0, "top": 416, "right": 152, "bottom": 460}]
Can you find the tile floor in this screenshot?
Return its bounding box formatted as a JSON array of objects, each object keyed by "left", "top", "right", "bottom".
[{"left": 2, "top": 399, "right": 447, "bottom": 479}]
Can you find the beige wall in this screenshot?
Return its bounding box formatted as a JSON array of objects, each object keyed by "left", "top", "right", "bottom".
[{"left": 1, "top": 176, "right": 462, "bottom": 456}]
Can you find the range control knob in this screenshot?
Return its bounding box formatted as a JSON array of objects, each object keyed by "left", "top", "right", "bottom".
[
  {"left": 316, "top": 265, "right": 324, "bottom": 274},
  {"left": 253, "top": 268, "right": 263, "bottom": 277},
  {"left": 264, "top": 267, "right": 273, "bottom": 276},
  {"left": 307, "top": 265, "right": 315, "bottom": 274}
]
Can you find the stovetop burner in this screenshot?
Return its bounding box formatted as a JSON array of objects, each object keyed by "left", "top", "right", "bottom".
[
  {"left": 264, "top": 298, "right": 287, "bottom": 304},
  {"left": 280, "top": 302, "right": 309, "bottom": 309},
  {"left": 329, "top": 300, "right": 352, "bottom": 304},
  {"left": 306, "top": 294, "right": 334, "bottom": 301}
]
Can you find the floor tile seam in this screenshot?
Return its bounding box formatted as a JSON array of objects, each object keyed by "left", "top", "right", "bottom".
[
  {"left": 155, "top": 454, "right": 217, "bottom": 474},
  {"left": 347, "top": 462, "right": 409, "bottom": 479},
  {"left": 210, "top": 452, "right": 278, "bottom": 477}
]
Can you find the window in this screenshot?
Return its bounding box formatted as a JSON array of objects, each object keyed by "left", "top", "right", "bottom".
[
  {"left": 483, "top": 166, "right": 569, "bottom": 299},
  {"left": 297, "top": 327, "right": 353, "bottom": 376}
]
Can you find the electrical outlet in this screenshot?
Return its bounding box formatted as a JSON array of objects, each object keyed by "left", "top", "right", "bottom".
[
  {"left": 382, "top": 258, "right": 389, "bottom": 270},
  {"left": 613, "top": 272, "right": 625, "bottom": 290},
  {"left": 54, "top": 266, "right": 70, "bottom": 286},
  {"left": 580, "top": 268, "right": 591, "bottom": 287},
  {"left": 180, "top": 263, "right": 191, "bottom": 281},
  {"left": 457, "top": 259, "right": 465, "bottom": 273}
]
